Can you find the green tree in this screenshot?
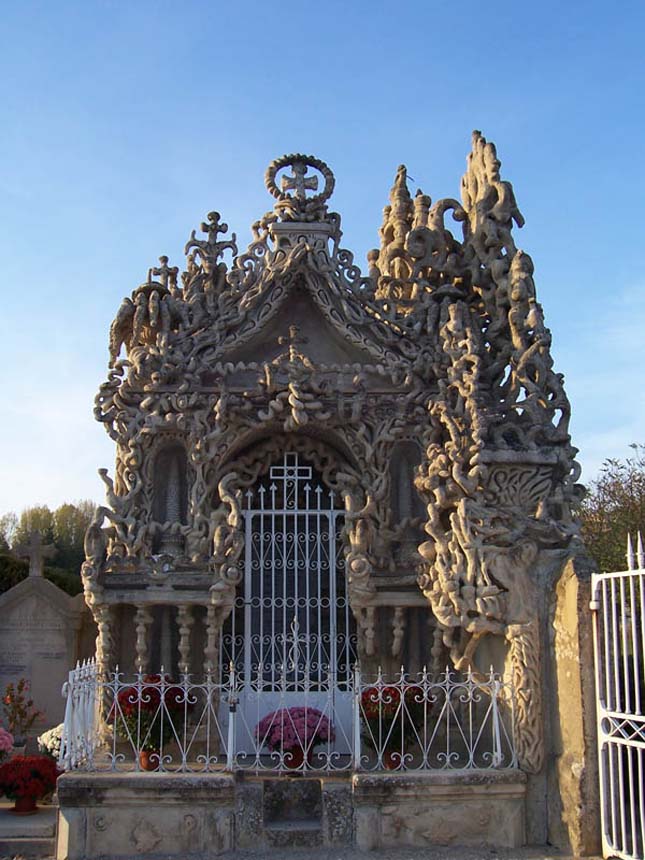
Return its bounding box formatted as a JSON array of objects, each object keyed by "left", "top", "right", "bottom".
[
  {"left": 578, "top": 444, "right": 645, "bottom": 573},
  {"left": 52, "top": 500, "right": 96, "bottom": 571},
  {"left": 0, "top": 500, "right": 96, "bottom": 576},
  {"left": 12, "top": 505, "right": 54, "bottom": 547}
]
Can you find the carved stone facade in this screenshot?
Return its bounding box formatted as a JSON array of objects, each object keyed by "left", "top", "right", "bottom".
[{"left": 83, "top": 134, "right": 583, "bottom": 783}]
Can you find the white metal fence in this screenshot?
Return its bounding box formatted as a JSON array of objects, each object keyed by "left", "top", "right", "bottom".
[
  {"left": 59, "top": 660, "right": 517, "bottom": 774},
  {"left": 592, "top": 534, "right": 645, "bottom": 860}
]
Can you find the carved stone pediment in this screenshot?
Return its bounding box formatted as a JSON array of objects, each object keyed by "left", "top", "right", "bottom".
[{"left": 214, "top": 288, "right": 385, "bottom": 371}]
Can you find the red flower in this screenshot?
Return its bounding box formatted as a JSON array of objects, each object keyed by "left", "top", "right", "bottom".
[
  {"left": 361, "top": 686, "right": 401, "bottom": 720},
  {"left": 116, "top": 675, "right": 186, "bottom": 717},
  {"left": 111, "top": 675, "right": 192, "bottom": 753},
  {"left": 0, "top": 755, "right": 60, "bottom": 801}
]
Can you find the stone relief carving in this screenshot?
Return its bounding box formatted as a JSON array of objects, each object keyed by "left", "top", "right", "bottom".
[
  {"left": 131, "top": 820, "right": 162, "bottom": 854},
  {"left": 84, "top": 138, "right": 582, "bottom": 774}
]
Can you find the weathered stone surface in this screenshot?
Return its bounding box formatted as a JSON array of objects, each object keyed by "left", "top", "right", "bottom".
[
  {"left": 263, "top": 777, "right": 322, "bottom": 822},
  {"left": 265, "top": 819, "right": 323, "bottom": 848},
  {"left": 234, "top": 779, "right": 264, "bottom": 850},
  {"left": 353, "top": 771, "right": 527, "bottom": 849},
  {"left": 322, "top": 780, "right": 353, "bottom": 846},
  {"left": 58, "top": 771, "right": 531, "bottom": 855},
  {"left": 56, "top": 773, "right": 235, "bottom": 859},
  {"left": 0, "top": 800, "right": 56, "bottom": 858},
  {"left": 0, "top": 577, "right": 94, "bottom": 729},
  {"left": 547, "top": 552, "right": 601, "bottom": 855}
]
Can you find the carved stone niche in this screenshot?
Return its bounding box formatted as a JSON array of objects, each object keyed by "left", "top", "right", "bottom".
[
  {"left": 388, "top": 440, "right": 425, "bottom": 574},
  {"left": 151, "top": 441, "right": 189, "bottom": 556},
  {"left": 389, "top": 440, "right": 424, "bottom": 522}
]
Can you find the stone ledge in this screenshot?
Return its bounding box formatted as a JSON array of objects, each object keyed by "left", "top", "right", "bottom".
[
  {"left": 353, "top": 768, "right": 526, "bottom": 802},
  {"left": 57, "top": 771, "right": 236, "bottom": 806}
]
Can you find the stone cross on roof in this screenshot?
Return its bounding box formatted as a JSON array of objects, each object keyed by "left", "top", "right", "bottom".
[
  {"left": 281, "top": 160, "right": 318, "bottom": 201},
  {"left": 14, "top": 530, "right": 57, "bottom": 577},
  {"left": 148, "top": 255, "right": 178, "bottom": 291}
]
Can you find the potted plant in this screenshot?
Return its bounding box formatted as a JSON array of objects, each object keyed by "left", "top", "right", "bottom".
[
  {"left": 0, "top": 727, "right": 14, "bottom": 762},
  {"left": 360, "top": 683, "right": 430, "bottom": 770},
  {"left": 112, "top": 675, "right": 188, "bottom": 770},
  {"left": 0, "top": 755, "right": 60, "bottom": 814},
  {"left": 37, "top": 724, "right": 64, "bottom": 762},
  {"left": 3, "top": 679, "right": 42, "bottom": 753},
  {"left": 255, "top": 706, "right": 334, "bottom": 770}
]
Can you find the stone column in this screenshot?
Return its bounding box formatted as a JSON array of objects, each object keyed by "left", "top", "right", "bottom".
[
  {"left": 547, "top": 552, "right": 601, "bottom": 855},
  {"left": 177, "top": 604, "right": 194, "bottom": 674},
  {"left": 160, "top": 606, "right": 173, "bottom": 673},
  {"left": 203, "top": 605, "right": 219, "bottom": 676},
  {"left": 94, "top": 604, "right": 113, "bottom": 676},
  {"left": 134, "top": 605, "right": 153, "bottom": 673}
]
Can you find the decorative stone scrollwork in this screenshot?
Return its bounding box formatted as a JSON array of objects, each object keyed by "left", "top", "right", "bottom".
[{"left": 85, "top": 136, "right": 582, "bottom": 776}]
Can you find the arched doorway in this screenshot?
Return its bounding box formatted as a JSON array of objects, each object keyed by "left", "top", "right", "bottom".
[{"left": 222, "top": 451, "right": 357, "bottom": 759}]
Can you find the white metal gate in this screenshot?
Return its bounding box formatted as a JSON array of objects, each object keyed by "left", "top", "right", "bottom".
[
  {"left": 221, "top": 452, "right": 357, "bottom": 757},
  {"left": 592, "top": 535, "right": 645, "bottom": 860}
]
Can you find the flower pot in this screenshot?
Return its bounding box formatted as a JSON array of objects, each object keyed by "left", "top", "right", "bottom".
[
  {"left": 138, "top": 750, "right": 159, "bottom": 771},
  {"left": 283, "top": 747, "right": 310, "bottom": 771},
  {"left": 10, "top": 796, "right": 38, "bottom": 815}
]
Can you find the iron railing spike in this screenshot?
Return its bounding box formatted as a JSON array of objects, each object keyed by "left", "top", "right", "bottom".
[{"left": 637, "top": 531, "right": 644, "bottom": 569}]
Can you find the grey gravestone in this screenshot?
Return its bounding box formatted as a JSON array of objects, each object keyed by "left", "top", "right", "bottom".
[{"left": 0, "top": 577, "right": 95, "bottom": 729}]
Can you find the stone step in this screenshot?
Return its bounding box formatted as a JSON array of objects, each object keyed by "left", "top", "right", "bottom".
[
  {"left": 0, "top": 802, "right": 56, "bottom": 859},
  {"left": 0, "top": 835, "right": 55, "bottom": 858},
  {"left": 265, "top": 818, "right": 323, "bottom": 848}
]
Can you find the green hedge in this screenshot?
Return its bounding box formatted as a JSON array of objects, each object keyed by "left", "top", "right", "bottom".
[{"left": 0, "top": 554, "right": 83, "bottom": 596}]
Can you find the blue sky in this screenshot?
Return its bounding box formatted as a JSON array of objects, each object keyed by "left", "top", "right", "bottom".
[{"left": 1, "top": 0, "right": 644, "bottom": 513}]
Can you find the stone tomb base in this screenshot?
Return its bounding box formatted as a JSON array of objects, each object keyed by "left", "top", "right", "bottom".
[
  {"left": 353, "top": 771, "right": 527, "bottom": 850},
  {"left": 56, "top": 770, "right": 526, "bottom": 858}
]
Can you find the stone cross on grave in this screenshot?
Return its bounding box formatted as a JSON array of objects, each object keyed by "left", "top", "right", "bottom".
[
  {"left": 14, "top": 530, "right": 57, "bottom": 578},
  {"left": 281, "top": 161, "right": 318, "bottom": 201}
]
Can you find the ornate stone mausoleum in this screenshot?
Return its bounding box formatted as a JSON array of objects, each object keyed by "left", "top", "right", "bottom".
[{"left": 58, "top": 133, "right": 599, "bottom": 857}]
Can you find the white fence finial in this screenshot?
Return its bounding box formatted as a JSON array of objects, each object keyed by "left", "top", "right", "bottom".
[
  {"left": 637, "top": 531, "right": 644, "bottom": 570},
  {"left": 626, "top": 533, "right": 635, "bottom": 570}
]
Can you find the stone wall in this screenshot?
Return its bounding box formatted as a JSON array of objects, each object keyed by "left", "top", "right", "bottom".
[{"left": 57, "top": 770, "right": 527, "bottom": 857}]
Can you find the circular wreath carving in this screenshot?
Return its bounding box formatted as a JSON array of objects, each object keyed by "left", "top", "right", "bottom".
[{"left": 264, "top": 154, "right": 335, "bottom": 208}]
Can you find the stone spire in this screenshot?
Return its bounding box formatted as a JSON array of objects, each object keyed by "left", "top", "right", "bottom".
[{"left": 376, "top": 164, "right": 415, "bottom": 282}]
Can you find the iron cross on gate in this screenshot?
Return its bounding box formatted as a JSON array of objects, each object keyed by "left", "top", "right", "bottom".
[
  {"left": 269, "top": 453, "right": 313, "bottom": 484},
  {"left": 280, "top": 160, "right": 318, "bottom": 201}
]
